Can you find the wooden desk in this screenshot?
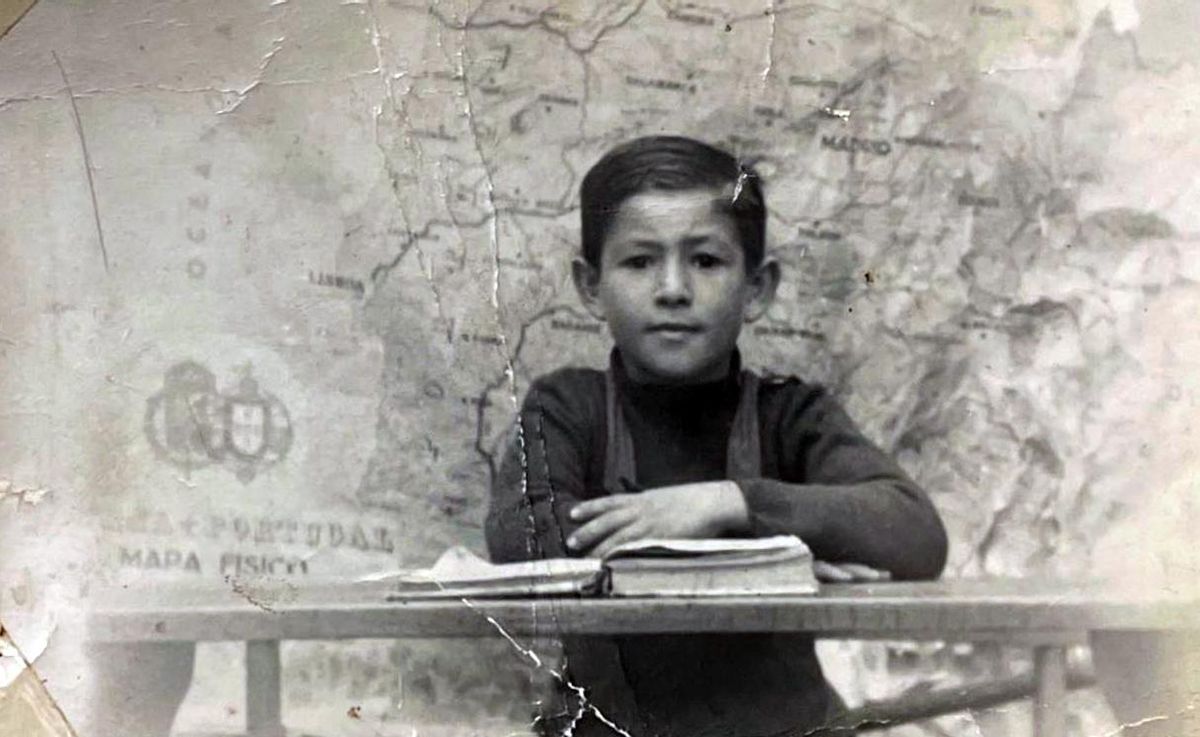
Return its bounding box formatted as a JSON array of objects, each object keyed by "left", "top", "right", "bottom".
[{"left": 87, "top": 579, "right": 1200, "bottom": 737}]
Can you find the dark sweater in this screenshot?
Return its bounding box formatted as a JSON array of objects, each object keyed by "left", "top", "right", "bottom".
[{"left": 485, "top": 352, "right": 948, "bottom": 737}]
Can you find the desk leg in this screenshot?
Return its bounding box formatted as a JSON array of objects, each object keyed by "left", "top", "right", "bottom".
[
  {"left": 1032, "top": 645, "right": 1068, "bottom": 737},
  {"left": 246, "top": 640, "right": 285, "bottom": 737}
]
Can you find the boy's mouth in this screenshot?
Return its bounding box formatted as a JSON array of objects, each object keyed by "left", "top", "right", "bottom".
[{"left": 646, "top": 322, "right": 703, "bottom": 335}]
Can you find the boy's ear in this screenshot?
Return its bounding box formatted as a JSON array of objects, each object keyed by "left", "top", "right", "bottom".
[
  {"left": 743, "top": 257, "right": 781, "bottom": 323},
  {"left": 571, "top": 257, "right": 607, "bottom": 321}
]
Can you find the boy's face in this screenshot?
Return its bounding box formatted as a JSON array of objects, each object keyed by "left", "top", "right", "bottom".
[{"left": 574, "top": 188, "right": 778, "bottom": 384}]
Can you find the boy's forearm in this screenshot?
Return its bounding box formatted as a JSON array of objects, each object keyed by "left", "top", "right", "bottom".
[
  {"left": 485, "top": 452, "right": 585, "bottom": 562},
  {"left": 485, "top": 379, "right": 592, "bottom": 562},
  {"left": 735, "top": 478, "right": 949, "bottom": 580},
  {"left": 485, "top": 493, "right": 577, "bottom": 562}
]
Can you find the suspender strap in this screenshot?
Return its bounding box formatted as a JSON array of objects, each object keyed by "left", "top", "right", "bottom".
[
  {"left": 603, "top": 369, "right": 638, "bottom": 492},
  {"left": 727, "top": 371, "right": 763, "bottom": 480}
]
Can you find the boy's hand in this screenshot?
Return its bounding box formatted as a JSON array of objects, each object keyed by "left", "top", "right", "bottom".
[{"left": 566, "top": 481, "right": 750, "bottom": 558}]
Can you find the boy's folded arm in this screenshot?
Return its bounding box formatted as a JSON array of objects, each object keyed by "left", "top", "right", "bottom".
[
  {"left": 735, "top": 384, "right": 948, "bottom": 581},
  {"left": 736, "top": 477, "right": 947, "bottom": 580},
  {"left": 485, "top": 375, "right": 595, "bottom": 563}
]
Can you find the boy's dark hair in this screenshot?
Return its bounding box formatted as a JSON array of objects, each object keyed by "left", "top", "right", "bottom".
[{"left": 579, "top": 135, "right": 766, "bottom": 270}]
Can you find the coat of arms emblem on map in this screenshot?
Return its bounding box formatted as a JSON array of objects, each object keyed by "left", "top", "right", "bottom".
[{"left": 145, "top": 361, "right": 293, "bottom": 482}]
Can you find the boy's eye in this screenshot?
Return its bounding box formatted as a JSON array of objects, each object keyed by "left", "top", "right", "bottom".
[
  {"left": 621, "top": 255, "right": 653, "bottom": 269},
  {"left": 692, "top": 253, "right": 725, "bottom": 269}
]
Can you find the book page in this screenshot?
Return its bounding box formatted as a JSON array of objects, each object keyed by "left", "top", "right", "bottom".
[{"left": 606, "top": 535, "right": 810, "bottom": 559}]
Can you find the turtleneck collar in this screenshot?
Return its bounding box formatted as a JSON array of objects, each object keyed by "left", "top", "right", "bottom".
[{"left": 610, "top": 349, "right": 742, "bottom": 409}]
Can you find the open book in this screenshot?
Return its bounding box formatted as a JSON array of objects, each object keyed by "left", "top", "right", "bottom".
[{"left": 384, "top": 535, "right": 817, "bottom": 599}]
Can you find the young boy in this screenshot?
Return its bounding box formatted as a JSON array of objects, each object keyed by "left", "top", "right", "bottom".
[{"left": 485, "top": 135, "right": 948, "bottom": 737}]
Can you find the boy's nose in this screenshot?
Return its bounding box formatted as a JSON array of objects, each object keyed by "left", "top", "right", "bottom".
[{"left": 654, "top": 259, "right": 692, "bottom": 306}]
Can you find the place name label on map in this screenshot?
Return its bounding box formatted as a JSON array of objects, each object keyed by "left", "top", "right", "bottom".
[
  {"left": 537, "top": 92, "right": 581, "bottom": 107},
  {"left": 625, "top": 75, "right": 697, "bottom": 94},
  {"left": 551, "top": 318, "right": 603, "bottom": 334},
  {"left": 754, "top": 106, "right": 786, "bottom": 121},
  {"left": 971, "top": 3, "right": 1014, "bottom": 18},
  {"left": 493, "top": 192, "right": 565, "bottom": 212},
  {"left": 821, "top": 135, "right": 892, "bottom": 155},
  {"left": 220, "top": 552, "right": 309, "bottom": 576},
  {"left": 411, "top": 125, "right": 457, "bottom": 142},
  {"left": 309, "top": 270, "right": 365, "bottom": 297},
  {"left": 789, "top": 76, "right": 841, "bottom": 90},
  {"left": 797, "top": 224, "right": 843, "bottom": 241},
  {"left": 894, "top": 135, "right": 981, "bottom": 152},
  {"left": 118, "top": 547, "right": 313, "bottom": 576},
  {"left": 958, "top": 193, "right": 1001, "bottom": 208},
  {"left": 106, "top": 512, "right": 399, "bottom": 553},
  {"left": 753, "top": 325, "right": 827, "bottom": 341},
  {"left": 457, "top": 332, "right": 503, "bottom": 346},
  {"left": 510, "top": 3, "right": 572, "bottom": 21},
  {"left": 667, "top": 7, "right": 715, "bottom": 25},
  {"left": 120, "top": 547, "right": 203, "bottom": 573}
]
